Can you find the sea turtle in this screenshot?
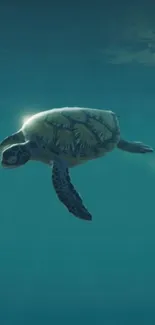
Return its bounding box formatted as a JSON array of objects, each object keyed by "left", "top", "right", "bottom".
[{"left": 0, "top": 107, "right": 153, "bottom": 221}]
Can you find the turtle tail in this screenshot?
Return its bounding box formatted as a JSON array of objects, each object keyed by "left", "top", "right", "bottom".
[{"left": 0, "top": 130, "right": 25, "bottom": 154}]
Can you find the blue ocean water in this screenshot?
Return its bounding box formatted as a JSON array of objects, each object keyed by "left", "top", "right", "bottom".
[{"left": 0, "top": 1, "right": 155, "bottom": 324}]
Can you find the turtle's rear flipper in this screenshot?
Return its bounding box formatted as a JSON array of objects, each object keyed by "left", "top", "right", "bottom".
[
  {"left": 51, "top": 158, "right": 92, "bottom": 221},
  {"left": 117, "top": 139, "right": 154, "bottom": 154}
]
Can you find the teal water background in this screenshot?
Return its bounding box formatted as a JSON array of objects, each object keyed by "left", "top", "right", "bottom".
[{"left": 0, "top": 2, "right": 155, "bottom": 324}]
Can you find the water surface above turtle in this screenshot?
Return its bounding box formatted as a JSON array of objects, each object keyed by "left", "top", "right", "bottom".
[{"left": 0, "top": 107, "right": 153, "bottom": 221}]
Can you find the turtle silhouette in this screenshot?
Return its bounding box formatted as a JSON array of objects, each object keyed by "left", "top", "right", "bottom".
[{"left": 0, "top": 107, "right": 153, "bottom": 221}]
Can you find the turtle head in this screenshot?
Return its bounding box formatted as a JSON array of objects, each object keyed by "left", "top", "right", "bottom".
[
  {"left": 1, "top": 142, "right": 30, "bottom": 168},
  {"left": 0, "top": 130, "right": 25, "bottom": 154}
]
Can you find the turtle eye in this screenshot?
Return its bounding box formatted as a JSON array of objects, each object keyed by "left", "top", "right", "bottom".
[{"left": 7, "top": 155, "right": 17, "bottom": 165}]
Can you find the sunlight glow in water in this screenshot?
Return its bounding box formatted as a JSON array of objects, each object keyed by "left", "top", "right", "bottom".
[{"left": 22, "top": 114, "right": 33, "bottom": 124}]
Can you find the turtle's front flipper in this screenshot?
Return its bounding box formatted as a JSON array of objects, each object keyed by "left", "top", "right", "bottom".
[
  {"left": 117, "top": 139, "right": 154, "bottom": 154},
  {"left": 51, "top": 158, "right": 92, "bottom": 221}
]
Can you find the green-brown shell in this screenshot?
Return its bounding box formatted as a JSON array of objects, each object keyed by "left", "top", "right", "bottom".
[{"left": 22, "top": 107, "right": 120, "bottom": 166}]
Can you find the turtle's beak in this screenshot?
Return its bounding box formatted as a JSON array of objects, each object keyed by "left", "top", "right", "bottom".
[
  {"left": 1, "top": 156, "right": 17, "bottom": 169},
  {"left": 1, "top": 161, "right": 17, "bottom": 169}
]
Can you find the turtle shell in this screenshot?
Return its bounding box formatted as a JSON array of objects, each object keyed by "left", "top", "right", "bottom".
[{"left": 22, "top": 107, "right": 120, "bottom": 166}]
